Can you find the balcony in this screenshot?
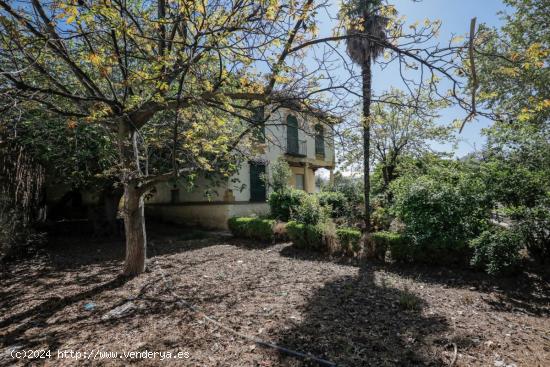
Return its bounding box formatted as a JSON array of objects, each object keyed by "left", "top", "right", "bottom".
[{"left": 286, "top": 137, "right": 307, "bottom": 157}]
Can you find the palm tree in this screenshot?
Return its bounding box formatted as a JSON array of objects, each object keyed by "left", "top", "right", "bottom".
[{"left": 344, "top": 0, "right": 387, "bottom": 232}]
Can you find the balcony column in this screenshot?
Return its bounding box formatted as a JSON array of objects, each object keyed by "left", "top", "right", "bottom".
[{"left": 329, "top": 169, "right": 334, "bottom": 186}]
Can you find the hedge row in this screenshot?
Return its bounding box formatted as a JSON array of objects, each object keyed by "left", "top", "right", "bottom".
[
  {"left": 286, "top": 221, "right": 325, "bottom": 251},
  {"left": 336, "top": 227, "right": 362, "bottom": 255},
  {"left": 228, "top": 217, "right": 275, "bottom": 242}
]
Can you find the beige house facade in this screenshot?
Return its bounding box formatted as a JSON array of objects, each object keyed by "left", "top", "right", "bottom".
[{"left": 145, "top": 107, "right": 337, "bottom": 229}]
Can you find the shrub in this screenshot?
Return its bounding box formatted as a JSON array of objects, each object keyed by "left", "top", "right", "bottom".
[
  {"left": 317, "top": 191, "right": 348, "bottom": 218},
  {"left": 267, "top": 158, "right": 292, "bottom": 193},
  {"left": 336, "top": 227, "right": 362, "bottom": 255},
  {"left": 371, "top": 206, "right": 392, "bottom": 231},
  {"left": 470, "top": 227, "right": 523, "bottom": 275},
  {"left": 371, "top": 231, "right": 408, "bottom": 261},
  {"left": 291, "top": 194, "right": 329, "bottom": 225},
  {"left": 228, "top": 217, "right": 275, "bottom": 242},
  {"left": 286, "top": 221, "right": 323, "bottom": 250},
  {"left": 390, "top": 172, "right": 489, "bottom": 264},
  {"left": 268, "top": 189, "right": 307, "bottom": 221},
  {"left": 516, "top": 204, "right": 550, "bottom": 263},
  {"left": 287, "top": 220, "right": 338, "bottom": 252}
]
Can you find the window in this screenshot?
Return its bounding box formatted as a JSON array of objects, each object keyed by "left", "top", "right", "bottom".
[
  {"left": 249, "top": 162, "right": 267, "bottom": 202},
  {"left": 315, "top": 124, "right": 325, "bottom": 157},
  {"left": 294, "top": 174, "right": 305, "bottom": 191},
  {"left": 287, "top": 114, "right": 299, "bottom": 154}
]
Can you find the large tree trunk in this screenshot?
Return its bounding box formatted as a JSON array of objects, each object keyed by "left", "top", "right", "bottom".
[
  {"left": 118, "top": 121, "right": 147, "bottom": 276},
  {"left": 362, "top": 59, "right": 372, "bottom": 233},
  {"left": 122, "top": 184, "right": 146, "bottom": 275}
]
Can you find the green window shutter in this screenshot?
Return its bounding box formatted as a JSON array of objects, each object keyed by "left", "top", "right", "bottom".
[
  {"left": 315, "top": 124, "right": 325, "bottom": 156},
  {"left": 287, "top": 115, "right": 299, "bottom": 154},
  {"left": 249, "top": 162, "right": 266, "bottom": 202}
]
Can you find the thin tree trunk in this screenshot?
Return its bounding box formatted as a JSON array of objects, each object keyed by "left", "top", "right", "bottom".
[
  {"left": 123, "top": 184, "right": 146, "bottom": 275},
  {"left": 362, "top": 59, "right": 372, "bottom": 233}
]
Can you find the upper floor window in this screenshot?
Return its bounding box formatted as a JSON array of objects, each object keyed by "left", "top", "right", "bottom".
[
  {"left": 315, "top": 124, "right": 325, "bottom": 157},
  {"left": 286, "top": 114, "right": 307, "bottom": 156}
]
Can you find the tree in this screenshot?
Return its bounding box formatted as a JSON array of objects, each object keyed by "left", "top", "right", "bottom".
[
  {"left": 342, "top": 0, "right": 387, "bottom": 232},
  {"left": 471, "top": 0, "right": 550, "bottom": 262},
  {"left": 470, "top": 0, "right": 549, "bottom": 126},
  {"left": 11, "top": 109, "right": 121, "bottom": 235},
  {"left": 341, "top": 89, "right": 454, "bottom": 191},
  {"left": 0, "top": 0, "right": 335, "bottom": 275}
]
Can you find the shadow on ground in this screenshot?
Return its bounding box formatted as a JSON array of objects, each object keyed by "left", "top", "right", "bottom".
[
  {"left": 381, "top": 262, "right": 550, "bottom": 317},
  {"left": 274, "top": 262, "right": 449, "bottom": 366},
  {"left": 281, "top": 244, "right": 550, "bottom": 318}
]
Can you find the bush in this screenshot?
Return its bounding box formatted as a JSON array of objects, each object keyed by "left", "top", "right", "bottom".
[
  {"left": 371, "top": 206, "right": 392, "bottom": 231},
  {"left": 291, "top": 194, "right": 328, "bottom": 225},
  {"left": 516, "top": 204, "right": 550, "bottom": 263},
  {"left": 267, "top": 158, "right": 292, "bottom": 193},
  {"left": 390, "top": 172, "right": 489, "bottom": 264},
  {"left": 228, "top": 217, "right": 275, "bottom": 242},
  {"left": 470, "top": 227, "right": 523, "bottom": 275},
  {"left": 371, "top": 231, "right": 408, "bottom": 261},
  {"left": 317, "top": 191, "right": 348, "bottom": 218},
  {"left": 336, "top": 227, "right": 362, "bottom": 255},
  {"left": 268, "top": 189, "right": 307, "bottom": 221},
  {"left": 286, "top": 221, "right": 324, "bottom": 250},
  {"left": 287, "top": 220, "right": 338, "bottom": 252}
]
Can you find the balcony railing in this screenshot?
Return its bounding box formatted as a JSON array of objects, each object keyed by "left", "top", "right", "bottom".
[{"left": 286, "top": 137, "right": 307, "bottom": 157}]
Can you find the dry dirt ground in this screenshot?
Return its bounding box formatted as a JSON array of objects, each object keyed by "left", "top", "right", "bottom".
[{"left": 1, "top": 225, "right": 549, "bottom": 367}]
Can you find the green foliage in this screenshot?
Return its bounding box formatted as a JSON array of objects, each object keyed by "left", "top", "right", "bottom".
[
  {"left": 286, "top": 221, "right": 325, "bottom": 251},
  {"left": 317, "top": 191, "right": 348, "bottom": 218},
  {"left": 470, "top": 227, "right": 523, "bottom": 275},
  {"left": 328, "top": 172, "right": 365, "bottom": 205},
  {"left": 371, "top": 205, "right": 392, "bottom": 230},
  {"left": 286, "top": 219, "right": 338, "bottom": 252},
  {"left": 227, "top": 217, "right": 275, "bottom": 242},
  {"left": 336, "top": 227, "right": 362, "bottom": 255},
  {"left": 340, "top": 89, "right": 454, "bottom": 192},
  {"left": 267, "top": 158, "right": 293, "bottom": 193},
  {"left": 481, "top": 155, "right": 548, "bottom": 208},
  {"left": 371, "top": 231, "right": 408, "bottom": 262},
  {"left": 515, "top": 203, "right": 550, "bottom": 263},
  {"left": 268, "top": 189, "right": 307, "bottom": 222},
  {"left": 390, "top": 167, "right": 489, "bottom": 264},
  {"left": 473, "top": 0, "right": 549, "bottom": 126},
  {"left": 292, "top": 194, "right": 329, "bottom": 225},
  {"left": 323, "top": 173, "right": 364, "bottom": 223}
]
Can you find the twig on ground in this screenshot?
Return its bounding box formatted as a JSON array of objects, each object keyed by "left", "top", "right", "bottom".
[{"left": 445, "top": 342, "right": 458, "bottom": 367}]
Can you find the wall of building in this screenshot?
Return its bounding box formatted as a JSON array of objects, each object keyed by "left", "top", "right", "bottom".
[
  {"left": 146, "top": 202, "right": 269, "bottom": 230},
  {"left": 145, "top": 107, "right": 336, "bottom": 228}
]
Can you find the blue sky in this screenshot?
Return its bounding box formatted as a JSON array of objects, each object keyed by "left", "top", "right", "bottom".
[{"left": 313, "top": 0, "right": 509, "bottom": 157}]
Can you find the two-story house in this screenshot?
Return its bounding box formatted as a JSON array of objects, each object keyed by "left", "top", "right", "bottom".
[{"left": 145, "top": 107, "right": 337, "bottom": 229}]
